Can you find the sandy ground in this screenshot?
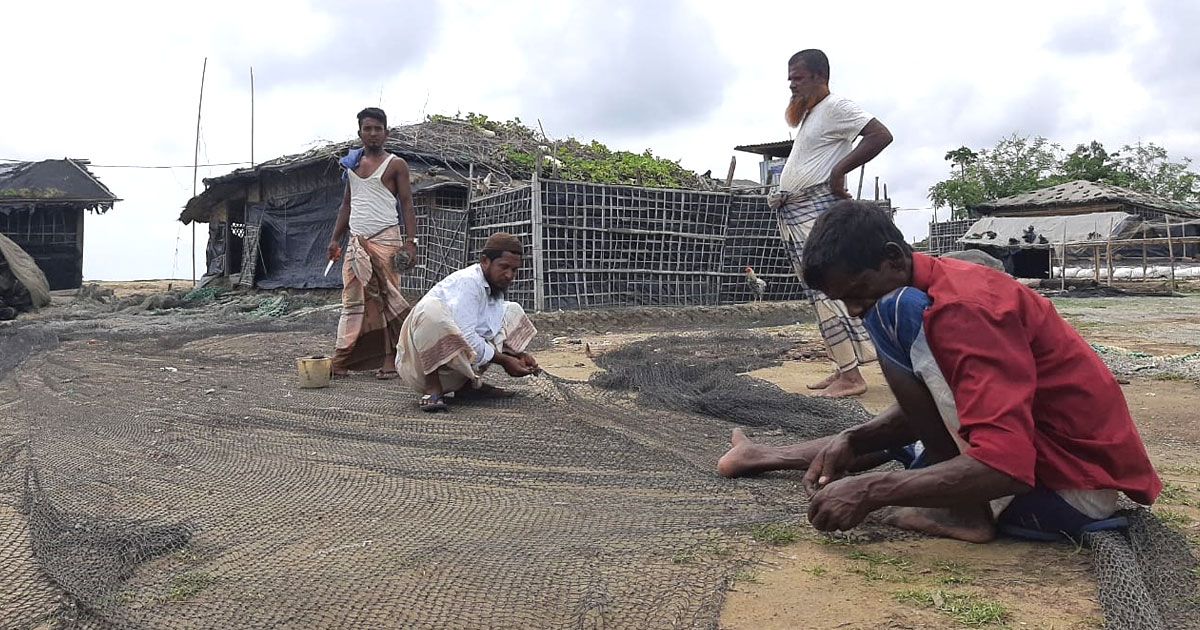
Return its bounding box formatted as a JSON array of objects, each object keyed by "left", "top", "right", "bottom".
[{"left": 536, "top": 295, "right": 1200, "bottom": 630}]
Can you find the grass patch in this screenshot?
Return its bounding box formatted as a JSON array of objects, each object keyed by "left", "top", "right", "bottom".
[
  {"left": 162, "top": 572, "right": 217, "bottom": 601},
  {"left": 1151, "top": 372, "right": 1190, "bottom": 382},
  {"left": 934, "top": 561, "right": 977, "bottom": 585},
  {"left": 1154, "top": 508, "right": 1195, "bottom": 529},
  {"left": 731, "top": 569, "right": 761, "bottom": 584},
  {"left": 894, "top": 589, "right": 1009, "bottom": 626},
  {"left": 750, "top": 523, "right": 802, "bottom": 546},
  {"left": 1159, "top": 482, "right": 1199, "bottom": 507},
  {"left": 804, "top": 565, "right": 828, "bottom": 577},
  {"left": 847, "top": 549, "right": 914, "bottom": 583}
]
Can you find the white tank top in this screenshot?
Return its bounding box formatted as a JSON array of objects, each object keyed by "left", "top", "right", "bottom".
[{"left": 347, "top": 153, "right": 399, "bottom": 237}]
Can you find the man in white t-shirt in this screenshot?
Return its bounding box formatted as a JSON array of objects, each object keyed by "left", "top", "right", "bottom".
[{"left": 771, "top": 49, "right": 893, "bottom": 397}]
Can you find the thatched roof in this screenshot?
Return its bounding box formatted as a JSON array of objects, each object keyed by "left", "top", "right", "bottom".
[
  {"left": 0, "top": 158, "right": 120, "bottom": 212},
  {"left": 970, "top": 180, "right": 1200, "bottom": 218}
]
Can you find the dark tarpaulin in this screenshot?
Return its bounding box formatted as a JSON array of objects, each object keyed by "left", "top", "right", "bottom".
[{"left": 248, "top": 186, "right": 346, "bottom": 290}]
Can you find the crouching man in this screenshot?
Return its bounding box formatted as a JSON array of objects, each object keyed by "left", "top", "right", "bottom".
[
  {"left": 395, "top": 232, "right": 540, "bottom": 412},
  {"left": 718, "top": 201, "right": 1161, "bottom": 542}
]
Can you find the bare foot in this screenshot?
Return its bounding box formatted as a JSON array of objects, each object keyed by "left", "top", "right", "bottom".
[
  {"left": 717, "top": 428, "right": 770, "bottom": 478},
  {"left": 879, "top": 506, "right": 995, "bottom": 543},
  {"left": 332, "top": 368, "right": 350, "bottom": 378},
  {"left": 456, "top": 383, "right": 516, "bottom": 400},
  {"left": 806, "top": 371, "right": 840, "bottom": 390},
  {"left": 813, "top": 370, "right": 867, "bottom": 398}
]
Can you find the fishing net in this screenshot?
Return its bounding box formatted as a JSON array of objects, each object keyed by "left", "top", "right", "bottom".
[
  {"left": 3, "top": 318, "right": 1196, "bottom": 629},
  {"left": 1085, "top": 509, "right": 1200, "bottom": 629},
  {"left": 0, "top": 323, "right": 865, "bottom": 629}
]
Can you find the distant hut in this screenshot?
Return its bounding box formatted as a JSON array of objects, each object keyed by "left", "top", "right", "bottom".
[{"left": 0, "top": 158, "right": 119, "bottom": 290}]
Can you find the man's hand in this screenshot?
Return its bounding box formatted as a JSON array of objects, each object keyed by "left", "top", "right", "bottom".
[
  {"left": 518, "top": 353, "right": 540, "bottom": 375},
  {"left": 327, "top": 241, "right": 343, "bottom": 262},
  {"left": 402, "top": 240, "right": 418, "bottom": 266},
  {"left": 497, "top": 354, "right": 534, "bottom": 378},
  {"left": 807, "top": 474, "right": 877, "bottom": 532},
  {"left": 827, "top": 170, "right": 851, "bottom": 199},
  {"left": 803, "top": 431, "right": 857, "bottom": 495}
]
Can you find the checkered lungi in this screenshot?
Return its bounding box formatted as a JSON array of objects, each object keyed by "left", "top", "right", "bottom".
[{"left": 768, "top": 183, "right": 876, "bottom": 373}]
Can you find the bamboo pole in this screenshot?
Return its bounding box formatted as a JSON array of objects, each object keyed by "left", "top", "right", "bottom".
[
  {"left": 1166, "top": 214, "right": 1176, "bottom": 293},
  {"left": 191, "top": 57, "right": 208, "bottom": 288},
  {"left": 1060, "top": 224, "right": 1067, "bottom": 291},
  {"left": 1093, "top": 245, "right": 1100, "bottom": 283},
  {"left": 250, "top": 67, "right": 255, "bottom": 167},
  {"left": 1105, "top": 217, "right": 1114, "bottom": 287},
  {"left": 1141, "top": 223, "right": 1148, "bottom": 281},
  {"left": 856, "top": 164, "right": 865, "bottom": 199}
]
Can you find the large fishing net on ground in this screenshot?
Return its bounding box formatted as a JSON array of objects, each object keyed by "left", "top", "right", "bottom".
[
  {"left": 0, "top": 319, "right": 868, "bottom": 629},
  {"left": 1, "top": 318, "right": 1196, "bottom": 629}
]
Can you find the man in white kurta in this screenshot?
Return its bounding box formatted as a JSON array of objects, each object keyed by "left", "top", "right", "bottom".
[{"left": 395, "top": 232, "right": 539, "bottom": 411}]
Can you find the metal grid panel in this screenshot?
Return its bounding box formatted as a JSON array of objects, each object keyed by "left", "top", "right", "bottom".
[
  {"left": 0, "top": 207, "right": 79, "bottom": 247},
  {"left": 401, "top": 188, "right": 470, "bottom": 295},
  {"left": 717, "top": 195, "right": 806, "bottom": 303},
  {"left": 467, "top": 186, "right": 535, "bottom": 307},
  {"left": 928, "top": 219, "right": 973, "bottom": 254},
  {"left": 538, "top": 181, "right": 728, "bottom": 310}
]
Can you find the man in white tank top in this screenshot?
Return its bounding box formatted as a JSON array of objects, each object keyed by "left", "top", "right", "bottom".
[
  {"left": 770, "top": 49, "right": 893, "bottom": 398},
  {"left": 327, "top": 107, "right": 419, "bottom": 378}
]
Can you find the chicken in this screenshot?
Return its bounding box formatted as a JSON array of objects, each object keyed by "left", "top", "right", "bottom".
[{"left": 744, "top": 266, "right": 767, "bottom": 302}]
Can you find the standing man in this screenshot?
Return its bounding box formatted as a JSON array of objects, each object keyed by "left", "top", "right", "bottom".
[
  {"left": 773, "top": 49, "right": 893, "bottom": 397},
  {"left": 328, "top": 107, "right": 419, "bottom": 379}
]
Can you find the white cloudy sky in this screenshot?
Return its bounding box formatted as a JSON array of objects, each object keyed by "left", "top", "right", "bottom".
[{"left": 2, "top": 0, "right": 1197, "bottom": 281}]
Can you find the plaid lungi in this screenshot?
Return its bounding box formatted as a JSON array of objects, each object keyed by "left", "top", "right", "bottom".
[{"left": 768, "top": 183, "right": 876, "bottom": 372}]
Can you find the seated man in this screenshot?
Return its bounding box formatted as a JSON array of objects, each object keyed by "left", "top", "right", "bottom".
[
  {"left": 718, "top": 201, "right": 1161, "bottom": 542},
  {"left": 395, "top": 232, "right": 540, "bottom": 412}
]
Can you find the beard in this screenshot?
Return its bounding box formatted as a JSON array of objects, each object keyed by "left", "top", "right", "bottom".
[{"left": 785, "top": 94, "right": 812, "bottom": 128}]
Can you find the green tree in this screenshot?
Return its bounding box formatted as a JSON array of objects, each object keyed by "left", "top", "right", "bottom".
[
  {"left": 928, "top": 136, "right": 1200, "bottom": 220},
  {"left": 929, "top": 135, "right": 1062, "bottom": 219}
]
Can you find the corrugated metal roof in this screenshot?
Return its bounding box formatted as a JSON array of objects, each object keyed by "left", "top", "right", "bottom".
[
  {"left": 0, "top": 158, "right": 120, "bottom": 209},
  {"left": 733, "top": 140, "right": 793, "bottom": 159},
  {"left": 971, "top": 180, "right": 1200, "bottom": 218}
]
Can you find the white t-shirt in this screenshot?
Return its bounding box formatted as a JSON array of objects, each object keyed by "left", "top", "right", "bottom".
[{"left": 777, "top": 94, "right": 873, "bottom": 192}]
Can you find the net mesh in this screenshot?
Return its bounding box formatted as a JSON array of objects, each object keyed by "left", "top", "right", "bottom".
[
  {"left": 0, "top": 323, "right": 865, "bottom": 629},
  {"left": 2, "top": 321, "right": 1196, "bottom": 629}
]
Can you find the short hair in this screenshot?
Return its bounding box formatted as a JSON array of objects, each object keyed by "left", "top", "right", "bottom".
[
  {"left": 801, "top": 201, "right": 911, "bottom": 290},
  {"left": 356, "top": 107, "right": 387, "bottom": 129},
  {"left": 788, "top": 49, "right": 830, "bottom": 81},
  {"left": 481, "top": 232, "right": 524, "bottom": 261}
]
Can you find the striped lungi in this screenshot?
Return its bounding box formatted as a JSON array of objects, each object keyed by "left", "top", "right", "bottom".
[{"left": 768, "top": 183, "right": 876, "bottom": 373}]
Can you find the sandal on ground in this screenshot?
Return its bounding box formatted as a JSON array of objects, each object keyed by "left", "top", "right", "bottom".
[
  {"left": 375, "top": 369, "right": 400, "bottom": 380},
  {"left": 419, "top": 394, "right": 448, "bottom": 412}
]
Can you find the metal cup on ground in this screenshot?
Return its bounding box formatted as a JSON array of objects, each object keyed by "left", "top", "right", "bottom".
[{"left": 296, "top": 355, "right": 333, "bottom": 388}]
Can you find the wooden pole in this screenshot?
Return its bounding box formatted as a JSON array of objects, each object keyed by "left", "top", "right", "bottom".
[
  {"left": 191, "top": 57, "right": 208, "bottom": 288},
  {"left": 1141, "top": 223, "right": 1148, "bottom": 280},
  {"left": 1166, "top": 215, "right": 1177, "bottom": 293},
  {"left": 1105, "top": 217, "right": 1114, "bottom": 287},
  {"left": 883, "top": 183, "right": 888, "bottom": 200},
  {"left": 250, "top": 67, "right": 255, "bottom": 167},
  {"left": 724, "top": 155, "right": 736, "bottom": 189},
  {"left": 1093, "top": 244, "right": 1100, "bottom": 283},
  {"left": 1060, "top": 224, "right": 1067, "bottom": 291},
  {"left": 874, "top": 176, "right": 880, "bottom": 201},
  {"left": 855, "top": 164, "right": 865, "bottom": 199}
]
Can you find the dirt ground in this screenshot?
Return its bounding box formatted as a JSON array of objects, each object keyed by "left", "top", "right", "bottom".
[
  {"left": 6, "top": 287, "right": 1200, "bottom": 628},
  {"left": 537, "top": 295, "right": 1200, "bottom": 630}
]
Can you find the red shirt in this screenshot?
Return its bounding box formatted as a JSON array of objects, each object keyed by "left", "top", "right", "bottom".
[{"left": 912, "top": 253, "right": 1161, "bottom": 504}]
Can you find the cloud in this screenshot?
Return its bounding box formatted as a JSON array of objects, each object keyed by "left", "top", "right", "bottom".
[
  {"left": 216, "top": 1, "right": 444, "bottom": 89},
  {"left": 1046, "top": 11, "right": 1123, "bottom": 56},
  {"left": 517, "top": 0, "right": 732, "bottom": 138}
]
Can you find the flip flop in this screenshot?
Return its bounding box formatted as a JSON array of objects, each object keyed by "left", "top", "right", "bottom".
[
  {"left": 419, "top": 394, "right": 448, "bottom": 412},
  {"left": 375, "top": 369, "right": 400, "bottom": 380}
]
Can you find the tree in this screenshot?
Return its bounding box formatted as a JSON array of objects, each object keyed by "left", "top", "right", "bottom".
[
  {"left": 929, "top": 135, "right": 1061, "bottom": 219},
  {"left": 928, "top": 136, "right": 1200, "bottom": 220}
]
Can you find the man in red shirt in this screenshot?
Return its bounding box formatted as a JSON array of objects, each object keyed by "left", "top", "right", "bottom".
[{"left": 718, "top": 201, "right": 1161, "bottom": 542}]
